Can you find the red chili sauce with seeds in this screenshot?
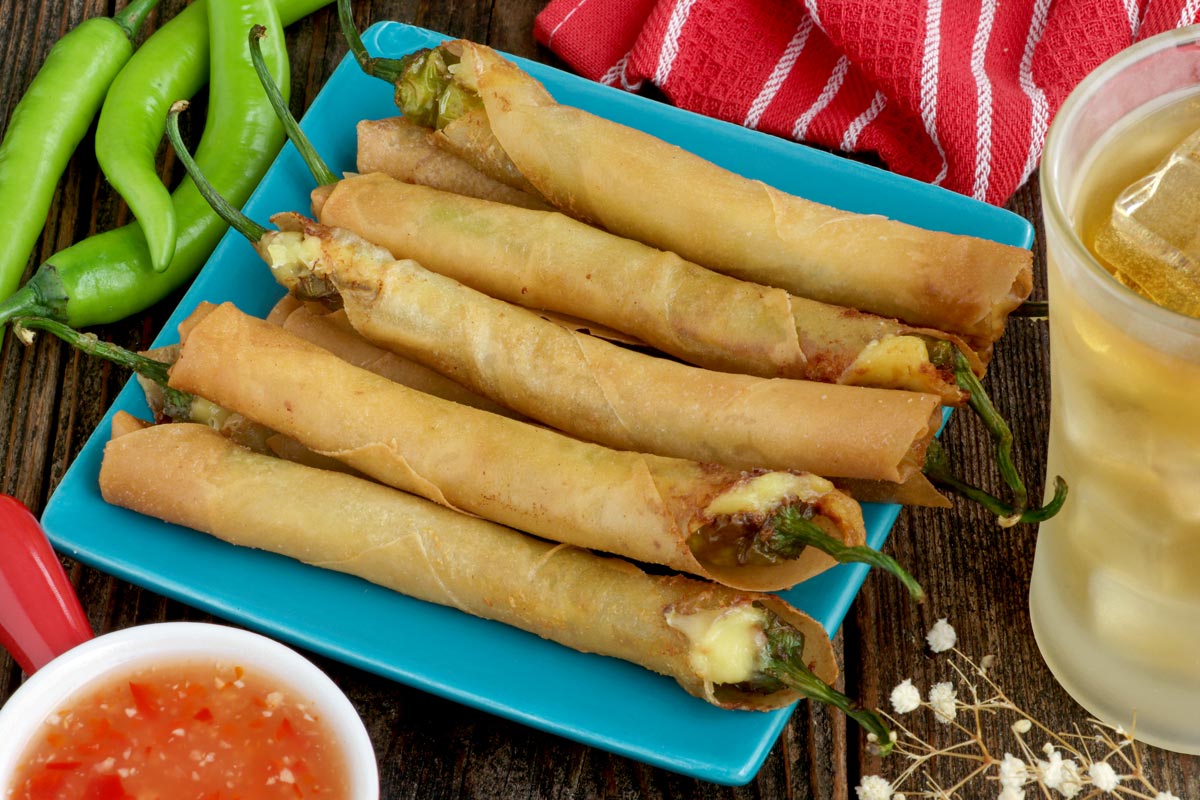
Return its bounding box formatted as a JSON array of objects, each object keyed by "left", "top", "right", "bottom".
[{"left": 8, "top": 661, "right": 350, "bottom": 800}]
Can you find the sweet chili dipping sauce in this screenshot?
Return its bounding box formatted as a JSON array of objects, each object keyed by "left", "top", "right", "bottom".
[{"left": 8, "top": 660, "right": 350, "bottom": 800}]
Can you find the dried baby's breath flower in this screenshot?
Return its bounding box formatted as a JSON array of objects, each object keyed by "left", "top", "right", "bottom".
[
  {"left": 1035, "top": 748, "right": 1081, "bottom": 795},
  {"left": 1088, "top": 761, "right": 1120, "bottom": 793},
  {"left": 925, "top": 619, "right": 957, "bottom": 653},
  {"left": 856, "top": 774, "right": 894, "bottom": 800},
  {"left": 890, "top": 679, "right": 921, "bottom": 714},
  {"left": 1057, "top": 760, "right": 1084, "bottom": 798},
  {"left": 998, "top": 753, "right": 1027, "bottom": 789},
  {"left": 866, "top": 619, "right": 1181, "bottom": 799},
  {"left": 927, "top": 682, "right": 957, "bottom": 724}
]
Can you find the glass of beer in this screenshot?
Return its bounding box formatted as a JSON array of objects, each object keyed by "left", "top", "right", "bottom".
[{"left": 1031, "top": 26, "right": 1200, "bottom": 754}]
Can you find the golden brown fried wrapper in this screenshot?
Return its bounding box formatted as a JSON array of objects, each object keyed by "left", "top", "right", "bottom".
[
  {"left": 273, "top": 298, "right": 524, "bottom": 421},
  {"left": 356, "top": 116, "right": 551, "bottom": 211}
]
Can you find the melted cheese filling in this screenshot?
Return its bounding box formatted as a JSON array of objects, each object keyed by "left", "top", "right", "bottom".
[
  {"left": 264, "top": 231, "right": 324, "bottom": 283},
  {"left": 665, "top": 604, "right": 768, "bottom": 685},
  {"left": 842, "top": 335, "right": 936, "bottom": 390},
  {"left": 704, "top": 472, "right": 832, "bottom": 519}
]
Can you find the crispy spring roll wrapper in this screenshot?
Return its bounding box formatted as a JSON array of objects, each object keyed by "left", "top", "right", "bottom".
[
  {"left": 274, "top": 300, "right": 526, "bottom": 421},
  {"left": 141, "top": 300, "right": 519, "bottom": 473},
  {"left": 111, "top": 412, "right": 151, "bottom": 436},
  {"left": 436, "top": 106, "right": 546, "bottom": 198},
  {"left": 414, "top": 41, "right": 1032, "bottom": 353},
  {"left": 99, "top": 419, "right": 837, "bottom": 709},
  {"left": 265, "top": 291, "right": 304, "bottom": 324},
  {"left": 314, "top": 172, "right": 981, "bottom": 397},
  {"left": 264, "top": 214, "right": 942, "bottom": 486},
  {"left": 835, "top": 476, "right": 952, "bottom": 508},
  {"left": 356, "top": 117, "right": 552, "bottom": 211},
  {"left": 284, "top": 267, "right": 643, "bottom": 351},
  {"left": 137, "top": 344, "right": 272, "bottom": 452},
  {"left": 169, "top": 303, "right": 868, "bottom": 591}
]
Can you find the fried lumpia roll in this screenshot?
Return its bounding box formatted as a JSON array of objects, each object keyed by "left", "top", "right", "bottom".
[
  {"left": 98, "top": 419, "right": 838, "bottom": 710},
  {"left": 168, "top": 303, "right": 870, "bottom": 592},
  {"left": 356, "top": 116, "right": 552, "bottom": 211},
  {"left": 263, "top": 213, "right": 942, "bottom": 486},
  {"left": 314, "top": 172, "right": 980, "bottom": 399},
  {"left": 393, "top": 40, "right": 1032, "bottom": 353}
]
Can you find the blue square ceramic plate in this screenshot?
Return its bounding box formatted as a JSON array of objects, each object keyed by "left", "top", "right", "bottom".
[{"left": 41, "top": 22, "right": 1033, "bottom": 785}]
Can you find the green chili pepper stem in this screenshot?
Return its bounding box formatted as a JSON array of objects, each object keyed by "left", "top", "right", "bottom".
[
  {"left": 113, "top": 0, "right": 162, "bottom": 38},
  {"left": 166, "top": 102, "right": 269, "bottom": 244},
  {"left": 1022, "top": 476, "right": 1069, "bottom": 523},
  {"left": 760, "top": 616, "right": 894, "bottom": 756},
  {"left": 249, "top": 26, "right": 338, "bottom": 187},
  {"left": 0, "top": 268, "right": 70, "bottom": 330},
  {"left": 336, "top": 0, "right": 407, "bottom": 83},
  {"left": 761, "top": 506, "right": 925, "bottom": 602},
  {"left": 949, "top": 349, "right": 1028, "bottom": 516},
  {"left": 924, "top": 345, "right": 1066, "bottom": 524},
  {"left": 9, "top": 316, "right": 194, "bottom": 419},
  {"left": 11, "top": 317, "right": 168, "bottom": 385},
  {"left": 923, "top": 439, "right": 1069, "bottom": 526}
]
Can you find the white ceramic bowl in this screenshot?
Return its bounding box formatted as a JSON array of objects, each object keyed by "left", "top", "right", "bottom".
[{"left": 0, "top": 622, "right": 378, "bottom": 798}]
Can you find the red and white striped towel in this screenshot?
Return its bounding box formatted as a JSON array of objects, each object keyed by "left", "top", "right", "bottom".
[{"left": 535, "top": 0, "right": 1200, "bottom": 206}]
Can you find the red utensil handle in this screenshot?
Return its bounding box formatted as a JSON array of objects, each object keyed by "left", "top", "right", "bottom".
[{"left": 0, "top": 495, "right": 93, "bottom": 673}]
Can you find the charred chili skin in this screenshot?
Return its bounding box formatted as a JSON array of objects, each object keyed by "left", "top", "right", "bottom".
[
  {"left": 0, "top": 0, "right": 159, "bottom": 316},
  {"left": 0, "top": 0, "right": 330, "bottom": 331}
]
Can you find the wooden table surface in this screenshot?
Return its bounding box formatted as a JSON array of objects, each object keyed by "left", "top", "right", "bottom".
[{"left": 1, "top": 1, "right": 1195, "bottom": 797}]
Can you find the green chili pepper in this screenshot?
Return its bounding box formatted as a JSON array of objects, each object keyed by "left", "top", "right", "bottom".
[
  {"left": 94, "top": 0, "right": 328, "bottom": 273},
  {"left": 0, "top": 0, "right": 160, "bottom": 328},
  {"left": 94, "top": 2, "right": 212, "bottom": 274},
  {"left": 249, "top": 25, "right": 338, "bottom": 187},
  {"left": 0, "top": 0, "right": 330, "bottom": 332}
]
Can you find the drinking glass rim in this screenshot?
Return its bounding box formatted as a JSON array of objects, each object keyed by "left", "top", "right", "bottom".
[{"left": 1040, "top": 23, "right": 1200, "bottom": 337}]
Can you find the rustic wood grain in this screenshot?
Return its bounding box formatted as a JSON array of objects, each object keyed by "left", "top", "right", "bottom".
[{"left": 0, "top": 2, "right": 1194, "bottom": 798}]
